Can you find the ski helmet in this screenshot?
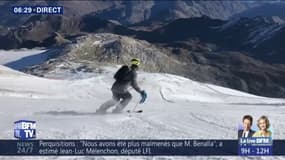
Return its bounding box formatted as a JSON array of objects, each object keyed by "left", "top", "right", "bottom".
[{"left": 131, "top": 58, "right": 140, "bottom": 66}]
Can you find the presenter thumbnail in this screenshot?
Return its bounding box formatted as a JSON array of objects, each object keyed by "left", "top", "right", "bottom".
[
  {"left": 238, "top": 115, "right": 255, "bottom": 138},
  {"left": 253, "top": 115, "right": 272, "bottom": 137}
]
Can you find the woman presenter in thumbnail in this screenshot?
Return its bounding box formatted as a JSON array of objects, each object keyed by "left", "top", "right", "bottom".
[{"left": 253, "top": 116, "right": 272, "bottom": 137}]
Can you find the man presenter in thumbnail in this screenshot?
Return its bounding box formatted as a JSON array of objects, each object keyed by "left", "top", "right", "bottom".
[{"left": 238, "top": 115, "right": 255, "bottom": 138}]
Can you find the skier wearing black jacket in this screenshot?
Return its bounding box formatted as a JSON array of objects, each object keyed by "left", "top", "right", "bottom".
[{"left": 96, "top": 58, "right": 147, "bottom": 113}]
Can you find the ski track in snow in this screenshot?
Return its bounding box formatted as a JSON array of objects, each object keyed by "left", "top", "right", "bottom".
[{"left": 189, "top": 112, "right": 234, "bottom": 131}]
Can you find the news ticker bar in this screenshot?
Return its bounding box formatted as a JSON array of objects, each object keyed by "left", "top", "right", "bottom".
[{"left": 0, "top": 139, "right": 284, "bottom": 156}]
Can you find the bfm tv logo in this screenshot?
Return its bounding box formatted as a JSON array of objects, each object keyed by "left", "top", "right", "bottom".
[{"left": 14, "top": 120, "right": 36, "bottom": 140}]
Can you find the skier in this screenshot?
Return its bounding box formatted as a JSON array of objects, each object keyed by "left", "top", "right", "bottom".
[{"left": 96, "top": 58, "right": 147, "bottom": 113}]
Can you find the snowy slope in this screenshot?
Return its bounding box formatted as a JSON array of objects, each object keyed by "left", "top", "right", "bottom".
[
  {"left": 1, "top": 64, "right": 285, "bottom": 160},
  {"left": 1, "top": 64, "right": 285, "bottom": 143},
  {"left": 0, "top": 49, "right": 46, "bottom": 66}
]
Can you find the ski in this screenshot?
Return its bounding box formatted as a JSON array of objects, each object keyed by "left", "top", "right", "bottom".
[{"left": 127, "top": 110, "right": 143, "bottom": 113}]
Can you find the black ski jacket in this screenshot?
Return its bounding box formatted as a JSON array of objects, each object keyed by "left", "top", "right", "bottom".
[{"left": 111, "top": 68, "right": 142, "bottom": 94}]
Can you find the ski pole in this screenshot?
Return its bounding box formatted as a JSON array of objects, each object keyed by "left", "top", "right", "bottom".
[{"left": 132, "top": 101, "right": 140, "bottom": 112}]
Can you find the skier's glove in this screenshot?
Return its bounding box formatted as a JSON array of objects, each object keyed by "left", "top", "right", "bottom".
[{"left": 139, "top": 90, "right": 147, "bottom": 104}]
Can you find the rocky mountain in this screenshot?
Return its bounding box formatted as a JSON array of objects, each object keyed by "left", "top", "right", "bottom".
[
  {"left": 24, "top": 33, "right": 186, "bottom": 77},
  {"left": 0, "top": 14, "right": 134, "bottom": 49},
  {"left": 218, "top": 16, "right": 285, "bottom": 64},
  {"left": 0, "top": 0, "right": 259, "bottom": 27},
  {"left": 94, "top": 1, "right": 258, "bottom": 26},
  {"left": 23, "top": 33, "right": 285, "bottom": 98},
  {"left": 233, "top": 2, "right": 285, "bottom": 20},
  {"left": 136, "top": 16, "right": 224, "bottom": 43},
  {"left": 136, "top": 16, "right": 285, "bottom": 64}
]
